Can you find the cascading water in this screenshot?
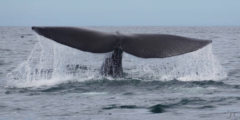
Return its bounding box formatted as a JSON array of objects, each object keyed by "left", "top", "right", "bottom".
[
  {"left": 122, "top": 44, "right": 226, "bottom": 81},
  {"left": 6, "top": 35, "right": 227, "bottom": 87},
  {"left": 6, "top": 36, "right": 105, "bottom": 87}
]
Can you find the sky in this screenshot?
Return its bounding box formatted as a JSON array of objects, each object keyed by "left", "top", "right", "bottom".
[{"left": 0, "top": 0, "right": 239, "bottom": 26}]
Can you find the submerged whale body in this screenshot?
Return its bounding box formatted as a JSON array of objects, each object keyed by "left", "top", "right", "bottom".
[{"left": 32, "top": 26, "right": 212, "bottom": 77}]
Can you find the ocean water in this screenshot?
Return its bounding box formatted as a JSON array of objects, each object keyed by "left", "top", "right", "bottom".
[{"left": 0, "top": 26, "right": 239, "bottom": 120}]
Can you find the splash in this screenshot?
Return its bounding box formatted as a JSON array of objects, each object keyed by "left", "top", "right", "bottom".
[
  {"left": 6, "top": 35, "right": 227, "bottom": 87},
  {"left": 6, "top": 36, "right": 105, "bottom": 87},
  {"left": 122, "top": 45, "right": 227, "bottom": 81}
]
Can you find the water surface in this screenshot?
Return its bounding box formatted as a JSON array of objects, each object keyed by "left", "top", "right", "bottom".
[{"left": 0, "top": 26, "right": 240, "bottom": 120}]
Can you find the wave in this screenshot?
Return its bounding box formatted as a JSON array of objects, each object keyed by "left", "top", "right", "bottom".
[{"left": 5, "top": 79, "right": 237, "bottom": 94}]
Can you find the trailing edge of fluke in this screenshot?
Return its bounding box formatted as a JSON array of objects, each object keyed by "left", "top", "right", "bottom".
[{"left": 31, "top": 26, "right": 212, "bottom": 58}]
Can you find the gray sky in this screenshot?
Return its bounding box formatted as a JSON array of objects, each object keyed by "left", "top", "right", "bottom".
[{"left": 0, "top": 0, "right": 239, "bottom": 26}]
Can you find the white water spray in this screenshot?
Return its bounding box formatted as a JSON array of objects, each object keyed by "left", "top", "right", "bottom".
[
  {"left": 122, "top": 44, "right": 227, "bottom": 81},
  {"left": 6, "top": 35, "right": 227, "bottom": 87}
]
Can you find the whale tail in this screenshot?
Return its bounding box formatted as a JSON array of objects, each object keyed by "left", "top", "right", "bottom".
[
  {"left": 32, "top": 26, "right": 211, "bottom": 58},
  {"left": 32, "top": 26, "right": 212, "bottom": 77}
]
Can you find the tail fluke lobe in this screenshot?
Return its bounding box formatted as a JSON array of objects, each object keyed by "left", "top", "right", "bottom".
[
  {"left": 32, "top": 27, "right": 119, "bottom": 53},
  {"left": 121, "top": 34, "right": 212, "bottom": 58},
  {"left": 32, "top": 27, "right": 212, "bottom": 58}
]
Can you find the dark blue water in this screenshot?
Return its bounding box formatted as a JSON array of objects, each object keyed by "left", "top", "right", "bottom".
[{"left": 0, "top": 27, "right": 240, "bottom": 120}]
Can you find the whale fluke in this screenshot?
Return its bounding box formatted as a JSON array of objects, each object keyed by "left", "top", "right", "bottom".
[
  {"left": 32, "top": 26, "right": 212, "bottom": 77},
  {"left": 121, "top": 34, "right": 212, "bottom": 58},
  {"left": 32, "top": 27, "right": 118, "bottom": 53},
  {"left": 32, "top": 26, "right": 211, "bottom": 58}
]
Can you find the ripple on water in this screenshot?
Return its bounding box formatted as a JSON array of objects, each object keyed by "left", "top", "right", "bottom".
[
  {"left": 4, "top": 79, "right": 240, "bottom": 95},
  {"left": 101, "top": 97, "right": 221, "bottom": 114},
  {"left": 149, "top": 104, "right": 169, "bottom": 113},
  {"left": 0, "top": 60, "right": 4, "bottom": 66},
  {"left": 103, "top": 104, "right": 138, "bottom": 110}
]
